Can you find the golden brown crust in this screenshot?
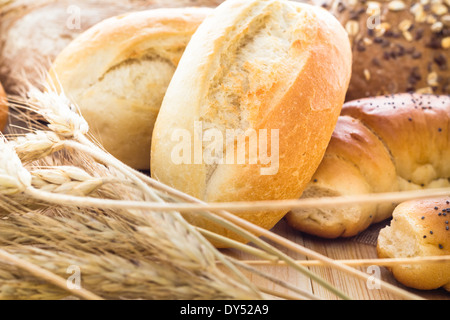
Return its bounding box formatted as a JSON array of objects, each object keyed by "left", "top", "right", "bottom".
[
  {"left": 377, "top": 198, "right": 450, "bottom": 291},
  {"left": 342, "top": 93, "right": 450, "bottom": 186},
  {"left": 50, "top": 8, "right": 213, "bottom": 87},
  {"left": 0, "top": 82, "right": 8, "bottom": 131},
  {"left": 287, "top": 94, "right": 450, "bottom": 239},
  {"left": 151, "top": 0, "right": 352, "bottom": 246},
  {"left": 324, "top": 116, "right": 397, "bottom": 195},
  {"left": 286, "top": 115, "right": 398, "bottom": 238},
  {"left": 317, "top": 0, "right": 450, "bottom": 101},
  {"left": 49, "top": 8, "right": 212, "bottom": 170}
]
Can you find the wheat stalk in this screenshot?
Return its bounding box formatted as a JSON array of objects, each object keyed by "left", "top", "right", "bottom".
[
  {"left": 10, "top": 89, "right": 353, "bottom": 299},
  {"left": 25, "top": 173, "right": 426, "bottom": 300},
  {"left": 33, "top": 90, "right": 426, "bottom": 299},
  {"left": 0, "top": 209, "right": 261, "bottom": 300},
  {"left": 0, "top": 132, "right": 266, "bottom": 300},
  {"left": 90, "top": 188, "right": 449, "bottom": 213},
  {"left": 0, "top": 249, "right": 103, "bottom": 300},
  {"left": 0, "top": 192, "right": 265, "bottom": 300},
  {"left": 241, "top": 256, "right": 450, "bottom": 268},
  {"left": 22, "top": 153, "right": 355, "bottom": 300},
  {"left": 10, "top": 89, "right": 351, "bottom": 300},
  {"left": 3, "top": 87, "right": 430, "bottom": 300}
]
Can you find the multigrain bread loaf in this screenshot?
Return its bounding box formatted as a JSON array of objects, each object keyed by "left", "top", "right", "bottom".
[
  {"left": 0, "top": 0, "right": 225, "bottom": 94},
  {"left": 377, "top": 198, "right": 450, "bottom": 291},
  {"left": 151, "top": 0, "right": 352, "bottom": 245},
  {"left": 317, "top": 0, "right": 450, "bottom": 101},
  {"left": 0, "top": 82, "right": 7, "bottom": 131},
  {"left": 49, "top": 8, "right": 212, "bottom": 170},
  {"left": 286, "top": 94, "right": 450, "bottom": 238}
]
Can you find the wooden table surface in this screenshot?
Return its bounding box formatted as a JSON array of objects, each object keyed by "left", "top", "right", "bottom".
[{"left": 222, "top": 218, "right": 450, "bottom": 301}]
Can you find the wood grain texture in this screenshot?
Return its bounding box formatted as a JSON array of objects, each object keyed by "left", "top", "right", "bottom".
[{"left": 223, "top": 218, "right": 450, "bottom": 300}]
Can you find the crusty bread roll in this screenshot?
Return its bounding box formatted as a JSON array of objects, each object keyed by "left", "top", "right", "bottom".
[
  {"left": 377, "top": 198, "right": 450, "bottom": 292},
  {"left": 0, "top": 0, "right": 225, "bottom": 94},
  {"left": 151, "top": 0, "right": 352, "bottom": 244},
  {"left": 0, "top": 82, "right": 7, "bottom": 131},
  {"left": 49, "top": 8, "right": 212, "bottom": 170},
  {"left": 286, "top": 94, "right": 450, "bottom": 238},
  {"left": 316, "top": 0, "right": 450, "bottom": 101}
]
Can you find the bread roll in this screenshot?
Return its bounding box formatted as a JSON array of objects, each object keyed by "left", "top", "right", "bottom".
[
  {"left": 49, "top": 8, "right": 212, "bottom": 170},
  {"left": 0, "top": 0, "right": 225, "bottom": 94},
  {"left": 0, "top": 82, "right": 7, "bottom": 131},
  {"left": 377, "top": 198, "right": 450, "bottom": 291},
  {"left": 151, "top": 0, "right": 352, "bottom": 244},
  {"left": 317, "top": 0, "right": 450, "bottom": 101},
  {"left": 286, "top": 94, "right": 450, "bottom": 238}
]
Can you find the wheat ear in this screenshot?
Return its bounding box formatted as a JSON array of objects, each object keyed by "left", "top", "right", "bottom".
[
  {"left": 14, "top": 88, "right": 351, "bottom": 299},
  {"left": 31, "top": 166, "right": 123, "bottom": 197},
  {"left": 11, "top": 131, "right": 63, "bottom": 163},
  {"left": 0, "top": 208, "right": 263, "bottom": 300},
  {"left": 13, "top": 87, "right": 427, "bottom": 300},
  {"left": 0, "top": 249, "right": 103, "bottom": 300},
  {"left": 0, "top": 127, "right": 267, "bottom": 300},
  {"left": 0, "top": 135, "right": 32, "bottom": 195}
]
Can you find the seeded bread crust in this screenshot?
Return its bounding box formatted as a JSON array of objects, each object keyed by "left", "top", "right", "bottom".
[{"left": 317, "top": 0, "right": 450, "bottom": 101}]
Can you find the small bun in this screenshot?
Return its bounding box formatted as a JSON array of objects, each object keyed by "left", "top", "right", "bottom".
[
  {"left": 319, "top": 0, "right": 450, "bottom": 101},
  {"left": 377, "top": 198, "right": 450, "bottom": 291},
  {"left": 0, "top": 83, "right": 8, "bottom": 132},
  {"left": 49, "top": 8, "right": 212, "bottom": 170}
]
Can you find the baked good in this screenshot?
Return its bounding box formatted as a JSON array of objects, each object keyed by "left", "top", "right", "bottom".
[
  {"left": 286, "top": 94, "right": 450, "bottom": 238},
  {"left": 377, "top": 198, "right": 450, "bottom": 291},
  {"left": 49, "top": 8, "right": 212, "bottom": 170},
  {"left": 316, "top": 0, "right": 450, "bottom": 101},
  {"left": 0, "top": 82, "right": 7, "bottom": 131},
  {"left": 0, "top": 0, "right": 225, "bottom": 94},
  {"left": 151, "top": 0, "right": 352, "bottom": 245}
]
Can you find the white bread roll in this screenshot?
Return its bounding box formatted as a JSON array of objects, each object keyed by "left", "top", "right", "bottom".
[
  {"left": 49, "top": 8, "right": 212, "bottom": 170},
  {"left": 0, "top": 82, "right": 7, "bottom": 131},
  {"left": 151, "top": 0, "right": 352, "bottom": 244},
  {"left": 0, "top": 0, "right": 225, "bottom": 94},
  {"left": 287, "top": 94, "right": 450, "bottom": 238},
  {"left": 377, "top": 198, "right": 450, "bottom": 292}
]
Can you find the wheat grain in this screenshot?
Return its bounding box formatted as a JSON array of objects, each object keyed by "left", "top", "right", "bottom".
[
  {"left": 32, "top": 176, "right": 103, "bottom": 197},
  {"left": 30, "top": 166, "right": 111, "bottom": 196},
  {"left": 0, "top": 208, "right": 262, "bottom": 300},
  {"left": 0, "top": 126, "right": 265, "bottom": 299},
  {"left": 2, "top": 86, "right": 429, "bottom": 300},
  {"left": 0, "top": 249, "right": 103, "bottom": 300},
  {"left": 12, "top": 131, "right": 63, "bottom": 163},
  {"left": 0, "top": 135, "right": 31, "bottom": 195},
  {"left": 26, "top": 87, "right": 88, "bottom": 138}
]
